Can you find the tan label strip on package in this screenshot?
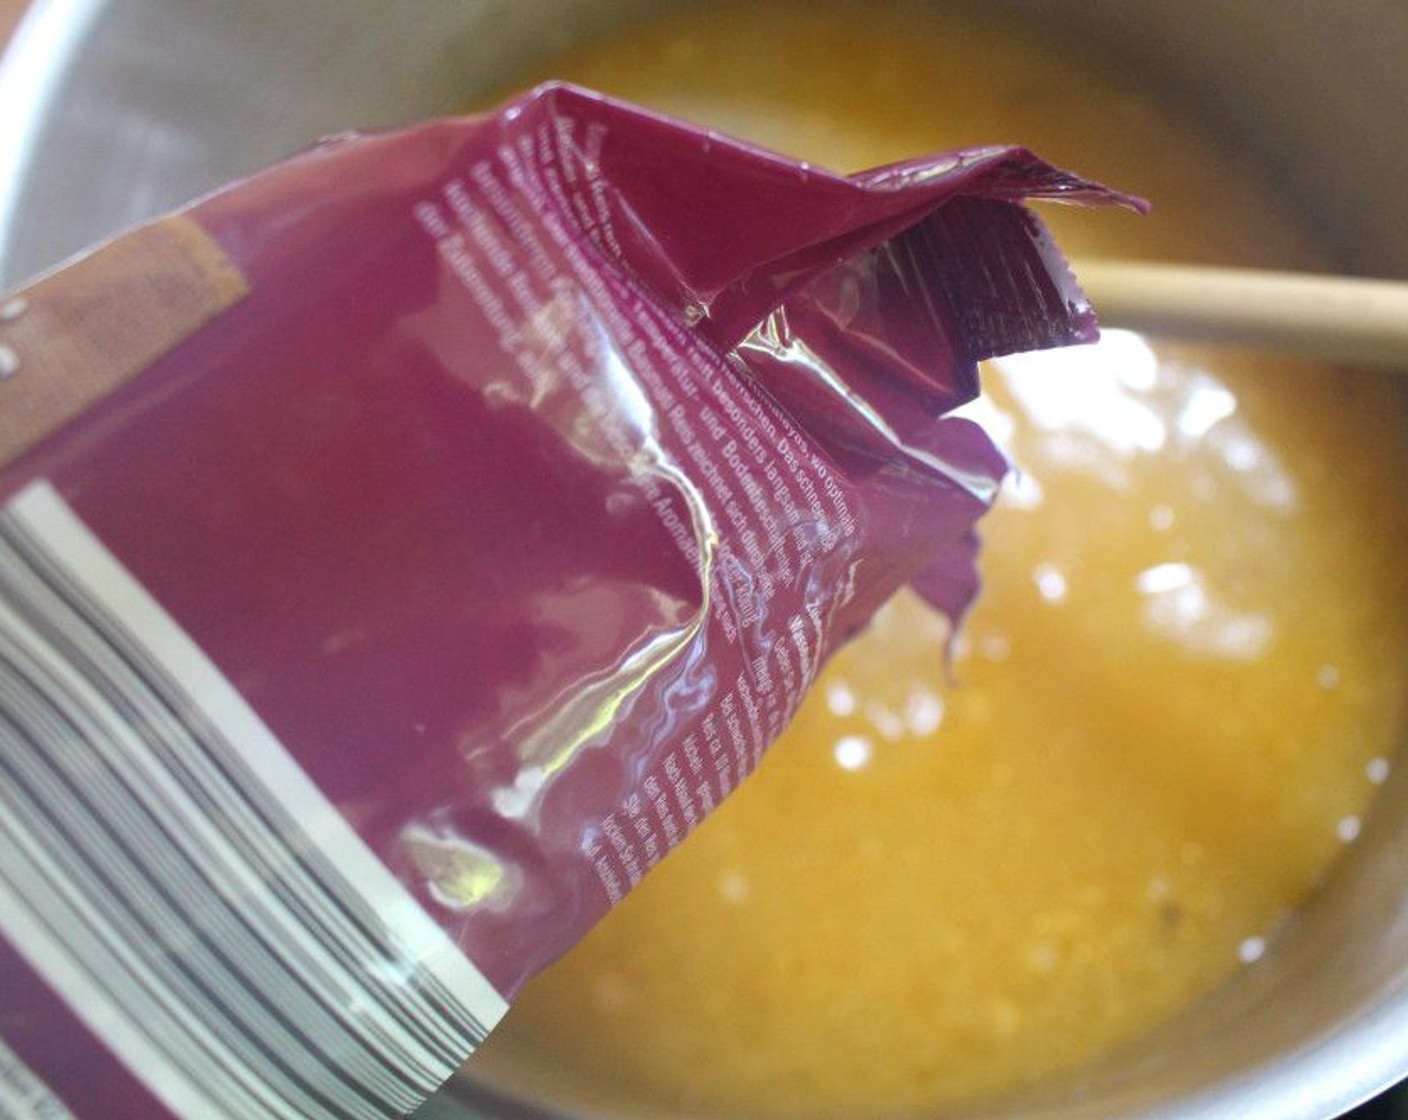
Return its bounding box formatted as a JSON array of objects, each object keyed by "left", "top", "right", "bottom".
[{"left": 0, "top": 214, "right": 249, "bottom": 469}]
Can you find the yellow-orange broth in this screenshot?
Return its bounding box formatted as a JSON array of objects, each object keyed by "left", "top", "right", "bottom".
[{"left": 467, "top": 4, "right": 1408, "bottom": 1115}]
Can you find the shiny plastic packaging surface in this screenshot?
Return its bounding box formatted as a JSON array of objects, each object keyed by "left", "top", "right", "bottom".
[{"left": 0, "top": 83, "right": 1138, "bottom": 1119}]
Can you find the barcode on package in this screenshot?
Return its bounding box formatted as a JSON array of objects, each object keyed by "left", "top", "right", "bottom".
[{"left": 0, "top": 480, "right": 507, "bottom": 1119}]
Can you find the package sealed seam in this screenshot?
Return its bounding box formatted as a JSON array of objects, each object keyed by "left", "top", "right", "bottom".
[{"left": 0, "top": 82, "right": 1142, "bottom": 1119}]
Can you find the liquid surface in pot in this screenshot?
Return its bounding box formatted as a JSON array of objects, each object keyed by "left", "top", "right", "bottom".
[{"left": 467, "top": 3, "right": 1408, "bottom": 1115}]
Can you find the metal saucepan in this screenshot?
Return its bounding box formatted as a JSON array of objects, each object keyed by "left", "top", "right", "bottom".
[{"left": 3, "top": 4, "right": 1406, "bottom": 1118}]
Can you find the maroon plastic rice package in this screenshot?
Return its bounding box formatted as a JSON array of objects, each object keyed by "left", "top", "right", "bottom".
[{"left": 0, "top": 83, "right": 1139, "bottom": 1119}]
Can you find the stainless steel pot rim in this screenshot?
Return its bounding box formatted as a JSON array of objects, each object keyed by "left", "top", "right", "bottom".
[{"left": 0, "top": 0, "right": 104, "bottom": 280}]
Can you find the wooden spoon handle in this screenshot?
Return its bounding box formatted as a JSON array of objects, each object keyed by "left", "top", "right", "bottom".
[{"left": 1075, "top": 260, "right": 1408, "bottom": 369}]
